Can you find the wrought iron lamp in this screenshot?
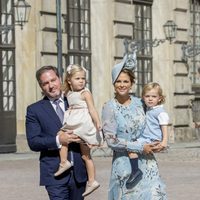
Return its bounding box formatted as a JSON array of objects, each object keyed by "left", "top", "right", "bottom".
[
  {"left": 14, "top": 0, "right": 31, "bottom": 30},
  {"left": 163, "top": 20, "right": 200, "bottom": 62},
  {"left": 163, "top": 20, "right": 177, "bottom": 44},
  {"left": 124, "top": 20, "right": 177, "bottom": 55},
  {"left": 0, "top": 0, "right": 31, "bottom": 34}
]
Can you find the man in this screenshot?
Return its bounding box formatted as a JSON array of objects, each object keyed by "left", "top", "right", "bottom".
[{"left": 26, "top": 66, "right": 87, "bottom": 199}]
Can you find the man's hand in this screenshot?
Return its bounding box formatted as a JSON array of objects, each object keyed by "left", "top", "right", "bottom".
[{"left": 58, "top": 130, "right": 82, "bottom": 145}]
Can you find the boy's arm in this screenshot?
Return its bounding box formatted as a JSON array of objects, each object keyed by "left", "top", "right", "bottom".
[
  {"left": 158, "top": 111, "right": 169, "bottom": 148},
  {"left": 160, "top": 125, "right": 168, "bottom": 148}
]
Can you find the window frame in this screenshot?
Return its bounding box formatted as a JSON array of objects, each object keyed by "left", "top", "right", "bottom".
[
  {"left": 189, "top": 0, "right": 200, "bottom": 88},
  {"left": 66, "top": 0, "right": 92, "bottom": 88},
  {"left": 0, "top": 0, "right": 16, "bottom": 112},
  {"left": 134, "top": 2, "right": 153, "bottom": 96}
]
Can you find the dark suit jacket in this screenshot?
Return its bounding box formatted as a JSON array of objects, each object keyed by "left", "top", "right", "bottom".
[{"left": 26, "top": 96, "right": 87, "bottom": 186}]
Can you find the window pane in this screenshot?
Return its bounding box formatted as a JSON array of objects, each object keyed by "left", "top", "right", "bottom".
[
  {"left": 1, "top": 50, "right": 15, "bottom": 111},
  {"left": 189, "top": 0, "right": 200, "bottom": 84},
  {"left": 135, "top": 3, "right": 152, "bottom": 96},
  {"left": 67, "top": 0, "right": 91, "bottom": 89}
]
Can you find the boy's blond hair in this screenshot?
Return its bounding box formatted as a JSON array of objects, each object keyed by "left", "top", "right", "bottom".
[{"left": 142, "top": 82, "right": 166, "bottom": 104}]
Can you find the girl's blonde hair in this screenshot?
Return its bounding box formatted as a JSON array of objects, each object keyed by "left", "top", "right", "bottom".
[
  {"left": 63, "top": 64, "right": 86, "bottom": 94},
  {"left": 142, "top": 82, "right": 166, "bottom": 104}
]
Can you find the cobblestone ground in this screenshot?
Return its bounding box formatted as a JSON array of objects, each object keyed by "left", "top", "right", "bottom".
[{"left": 0, "top": 142, "right": 200, "bottom": 200}]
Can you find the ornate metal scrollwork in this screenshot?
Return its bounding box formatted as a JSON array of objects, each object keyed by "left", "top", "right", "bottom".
[{"left": 182, "top": 44, "right": 200, "bottom": 61}]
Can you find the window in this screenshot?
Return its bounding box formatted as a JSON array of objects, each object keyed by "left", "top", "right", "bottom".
[
  {"left": 134, "top": 3, "right": 152, "bottom": 96},
  {"left": 0, "top": 0, "right": 15, "bottom": 112},
  {"left": 189, "top": 0, "right": 200, "bottom": 86},
  {"left": 0, "top": 0, "right": 16, "bottom": 153},
  {"left": 66, "top": 0, "right": 91, "bottom": 87}
]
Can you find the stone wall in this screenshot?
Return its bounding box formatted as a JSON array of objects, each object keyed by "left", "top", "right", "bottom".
[{"left": 15, "top": 0, "right": 197, "bottom": 143}]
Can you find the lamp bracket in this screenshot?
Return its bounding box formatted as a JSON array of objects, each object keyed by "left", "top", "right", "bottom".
[{"left": 124, "top": 38, "right": 166, "bottom": 54}]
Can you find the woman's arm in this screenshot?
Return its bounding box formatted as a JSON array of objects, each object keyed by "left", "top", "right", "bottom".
[{"left": 102, "top": 102, "right": 144, "bottom": 153}]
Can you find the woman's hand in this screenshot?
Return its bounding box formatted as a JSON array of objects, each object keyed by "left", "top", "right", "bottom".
[
  {"left": 143, "top": 142, "right": 160, "bottom": 154},
  {"left": 143, "top": 143, "right": 154, "bottom": 154},
  {"left": 152, "top": 142, "right": 166, "bottom": 153}
]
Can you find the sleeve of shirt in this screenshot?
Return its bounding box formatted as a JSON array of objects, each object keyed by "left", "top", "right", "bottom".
[
  {"left": 102, "top": 102, "right": 144, "bottom": 153},
  {"left": 56, "top": 135, "right": 62, "bottom": 149},
  {"left": 158, "top": 112, "right": 169, "bottom": 125}
]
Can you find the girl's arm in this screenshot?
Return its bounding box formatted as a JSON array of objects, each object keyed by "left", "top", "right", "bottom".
[{"left": 82, "top": 90, "right": 101, "bottom": 130}]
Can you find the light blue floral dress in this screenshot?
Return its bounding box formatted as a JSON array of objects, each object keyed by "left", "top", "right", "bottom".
[{"left": 102, "top": 96, "right": 167, "bottom": 200}]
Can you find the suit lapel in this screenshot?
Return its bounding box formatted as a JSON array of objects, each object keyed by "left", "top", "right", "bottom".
[
  {"left": 41, "top": 97, "right": 62, "bottom": 127},
  {"left": 64, "top": 96, "right": 69, "bottom": 111}
]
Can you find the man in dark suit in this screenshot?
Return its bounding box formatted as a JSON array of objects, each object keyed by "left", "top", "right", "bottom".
[{"left": 26, "top": 65, "right": 87, "bottom": 200}]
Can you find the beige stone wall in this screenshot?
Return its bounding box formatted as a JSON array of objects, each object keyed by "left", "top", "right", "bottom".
[
  {"left": 16, "top": 0, "right": 67, "bottom": 135},
  {"left": 15, "top": 0, "right": 40, "bottom": 135},
  {"left": 90, "top": 0, "right": 114, "bottom": 114},
  {"left": 152, "top": 0, "right": 175, "bottom": 141},
  {"left": 15, "top": 0, "right": 196, "bottom": 142}
]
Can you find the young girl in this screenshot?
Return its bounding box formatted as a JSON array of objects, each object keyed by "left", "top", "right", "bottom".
[
  {"left": 126, "top": 82, "right": 169, "bottom": 188},
  {"left": 54, "top": 64, "right": 103, "bottom": 197}
]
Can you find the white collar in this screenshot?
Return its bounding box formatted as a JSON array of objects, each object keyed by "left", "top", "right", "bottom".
[
  {"left": 147, "top": 104, "right": 163, "bottom": 110},
  {"left": 48, "top": 93, "right": 64, "bottom": 103}
]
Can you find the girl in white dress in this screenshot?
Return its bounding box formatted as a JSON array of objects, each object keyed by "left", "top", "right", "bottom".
[{"left": 54, "top": 64, "right": 102, "bottom": 197}]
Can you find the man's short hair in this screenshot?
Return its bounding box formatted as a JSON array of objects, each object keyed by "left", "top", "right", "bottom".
[{"left": 36, "top": 66, "right": 59, "bottom": 84}]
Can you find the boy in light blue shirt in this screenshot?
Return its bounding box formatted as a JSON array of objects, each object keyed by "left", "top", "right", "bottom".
[{"left": 141, "top": 82, "right": 169, "bottom": 147}]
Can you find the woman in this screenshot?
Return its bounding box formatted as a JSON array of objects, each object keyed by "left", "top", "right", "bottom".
[{"left": 102, "top": 54, "right": 167, "bottom": 200}]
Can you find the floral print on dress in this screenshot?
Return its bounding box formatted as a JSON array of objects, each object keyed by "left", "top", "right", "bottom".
[{"left": 102, "top": 96, "right": 167, "bottom": 200}]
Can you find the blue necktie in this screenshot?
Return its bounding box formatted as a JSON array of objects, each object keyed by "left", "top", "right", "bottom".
[{"left": 54, "top": 99, "right": 64, "bottom": 123}]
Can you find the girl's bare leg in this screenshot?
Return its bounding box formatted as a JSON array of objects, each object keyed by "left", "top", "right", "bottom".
[
  {"left": 60, "top": 145, "right": 68, "bottom": 163},
  {"left": 80, "top": 143, "right": 95, "bottom": 184},
  {"left": 80, "top": 143, "right": 100, "bottom": 197},
  {"left": 54, "top": 144, "right": 72, "bottom": 177}
]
